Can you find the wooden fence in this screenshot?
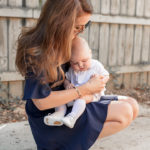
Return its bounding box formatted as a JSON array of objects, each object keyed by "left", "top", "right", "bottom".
[{"left": 0, "top": 0, "right": 150, "bottom": 99}]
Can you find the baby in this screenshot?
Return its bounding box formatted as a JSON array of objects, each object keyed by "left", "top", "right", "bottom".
[{"left": 44, "top": 37, "right": 109, "bottom": 128}]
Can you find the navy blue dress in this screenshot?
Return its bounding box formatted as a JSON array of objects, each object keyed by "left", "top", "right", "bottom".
[{"left": 22, "top": 63, "right": 118, "bottom": 150}]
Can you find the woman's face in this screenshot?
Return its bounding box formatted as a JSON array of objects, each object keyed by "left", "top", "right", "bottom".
[{"left": 72, "top": 13, "right": 91, "bottom": 39}]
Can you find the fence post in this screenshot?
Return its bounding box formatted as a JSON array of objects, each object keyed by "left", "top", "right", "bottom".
[
  {"left": 8, "top": 0, "right": 23, "bottom": 99},
  {"left": 0, "top": 0, "right": 8, "bottom": 100}
]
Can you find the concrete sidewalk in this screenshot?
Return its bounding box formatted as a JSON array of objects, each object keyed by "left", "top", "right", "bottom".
[{"left": 0, "top": 104, "right": 150, "bottom": 150}]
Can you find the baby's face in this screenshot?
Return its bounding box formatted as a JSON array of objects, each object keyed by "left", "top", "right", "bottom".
[{"left": 70, "top": 46, "right": 91, "bottom": 72}]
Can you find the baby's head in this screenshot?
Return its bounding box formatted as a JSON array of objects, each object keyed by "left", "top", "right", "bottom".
[{"left": 70, "top": 37, "right": 92, "bottom": 72}]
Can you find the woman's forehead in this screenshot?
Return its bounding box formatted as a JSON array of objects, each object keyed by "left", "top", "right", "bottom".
[{"left": 76, "top": 13, "right": 91, "bottom": 25}]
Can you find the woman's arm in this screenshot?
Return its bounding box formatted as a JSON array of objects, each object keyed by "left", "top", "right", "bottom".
[
  {"left": 32, "top": 86, "right": 87, "bottom": 110},
  {"left": 32, "top": 75, "right": 105, "bottom": 110}
]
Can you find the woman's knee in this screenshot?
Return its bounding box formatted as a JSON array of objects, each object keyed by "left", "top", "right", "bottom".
[
  {"left": 107, "top": 101, "right": 133, "bottom": 128},
  {"left": 128, "top": 97, "right": 139, "bottom": 119},
  {"left": 118, "top": 96, "right": 139, "bottom": 120},
  {"left": 118, "top": 102, "right": 133, "bottom": 127}
]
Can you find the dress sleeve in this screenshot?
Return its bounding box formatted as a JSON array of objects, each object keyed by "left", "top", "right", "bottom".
[{"left": 22, "top": 76, "right": 51, "bottom": 100}]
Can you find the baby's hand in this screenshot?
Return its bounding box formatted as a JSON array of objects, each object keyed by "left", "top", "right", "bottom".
[{"left": 66, "top": 83, "right": 74, "bottom": 89}]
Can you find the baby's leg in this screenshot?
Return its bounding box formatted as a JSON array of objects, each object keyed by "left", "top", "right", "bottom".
[
  {"left": 70, "top": 99, "right": 86, "bottom": 118},
  {"left": 62, "top": 99, "right": 86, "bottom": 128},
  {"left": 54, "top": 105, "right": 67, "bottom": 117}
]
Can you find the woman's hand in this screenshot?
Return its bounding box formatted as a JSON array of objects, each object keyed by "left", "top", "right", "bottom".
[
  {"left": 84, "top": 74, "right": 106, "bottom": 95},
  {"left": 103, "top": 75, "right": 109, "bottom": 84}
]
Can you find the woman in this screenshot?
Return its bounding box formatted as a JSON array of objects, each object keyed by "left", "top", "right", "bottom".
[{"left": 15, "top": 0, "right": 139, "bottom": 150}]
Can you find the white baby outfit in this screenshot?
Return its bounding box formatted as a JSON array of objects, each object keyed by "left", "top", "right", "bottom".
[{"left": 66, "top": 59, "right": 109, "bottom": 106}]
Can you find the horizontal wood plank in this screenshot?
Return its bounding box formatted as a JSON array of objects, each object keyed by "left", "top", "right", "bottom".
[
  {"left": 1, "top": 64, "right": 150, "bottom": 81},
  {"left": 107, "top": 64, "right": 150, "bottom": 74},
  {"left": 91, "top": 14, "right": 150, "bottom": 25},
  {"left": 0, "top": 7, "right": 32, "bottom": 18},
  {"left": 0, "top": 8, "right": 150, "bottom": 25},
  {"left": 0, "top": 72, "right": 24, "bottom": 81}
]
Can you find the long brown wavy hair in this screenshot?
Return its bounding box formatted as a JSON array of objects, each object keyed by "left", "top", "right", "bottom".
[{"left": 15, "top": 0, "right": 93, "bottom": 87}]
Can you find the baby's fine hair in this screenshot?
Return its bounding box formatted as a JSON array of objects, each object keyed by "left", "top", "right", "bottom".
[{"left": 72, "top": 37, "right": 91, "bottom": 52}]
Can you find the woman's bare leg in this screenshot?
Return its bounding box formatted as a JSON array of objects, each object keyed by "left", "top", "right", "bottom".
[
  {"left": 117, "top": 96, "right": 139, "bottom": 120},
  {"left": 98, "top": 97, "right": 139, "bottom": 139}
]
